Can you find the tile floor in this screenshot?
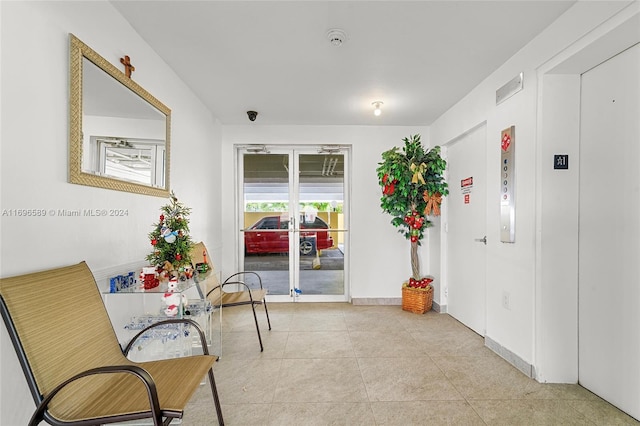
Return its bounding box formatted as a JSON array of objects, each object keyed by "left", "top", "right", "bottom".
[{"left": 182, "top": 303, "right": 639, "bottom": 425}]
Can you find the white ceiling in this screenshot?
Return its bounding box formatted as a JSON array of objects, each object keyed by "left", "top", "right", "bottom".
[{"left": 111, "top": 1, "right": 576, "bottom": 126}]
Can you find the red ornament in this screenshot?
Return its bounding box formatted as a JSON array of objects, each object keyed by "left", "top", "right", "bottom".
[
  {"left": 160, "top": 214, "right": 165, "bottom": 222},
  {"left": 381, "top": 174, "right": 398, "bottom": 196},
  {"left": 175, "top": 253, "right": 182, "bottom": 261},
  {"left": 151, "top": 239, "right": 157, "bottom": 246},
  {"left": 407, "top": 277, "right": 432, "bottom": 289},
  {"left": 383, "top": 183, "right": 396, "bottom": 195}
]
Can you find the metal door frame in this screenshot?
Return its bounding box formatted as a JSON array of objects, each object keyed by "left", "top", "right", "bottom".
[{"left": 236, "top": 144, "right": 350, "bottom": 302}]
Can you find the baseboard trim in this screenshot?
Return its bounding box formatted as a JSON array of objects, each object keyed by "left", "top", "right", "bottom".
[
  {"left": 433, "top": 301, "right": 446, "bottom": 313},
  {"left": 485, "top": 335, "right": 535, "bottom": 378},
  {"left": 351, "top": 298, "right": 401, "bottom": 306},
  {"left": 351, "top": 298, "right": 447, "bottom": 314}
]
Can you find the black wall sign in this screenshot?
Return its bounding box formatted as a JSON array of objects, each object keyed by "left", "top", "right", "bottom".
[{"left": 554, "top": 155, "right": 569, "bottom": 170}]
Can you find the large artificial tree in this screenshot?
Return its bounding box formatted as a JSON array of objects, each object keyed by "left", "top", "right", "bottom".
[{"left": 376, "top": 135, "right": 449, "bottom": 282}]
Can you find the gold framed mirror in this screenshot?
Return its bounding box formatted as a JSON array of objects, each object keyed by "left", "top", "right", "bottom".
[{"left": 69, "top": 34, "right": 171, "bottom": 197}]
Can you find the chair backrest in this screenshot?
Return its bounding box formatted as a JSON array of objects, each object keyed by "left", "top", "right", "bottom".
[
  {"left": 0, "top": 262, "right": 126, "bottom": 402},
  {"left": 190, "top": 242, "right": 223, "bottom": 303},
  {"left": 190, "top": 241, "right": 210, "bottom": 271}
]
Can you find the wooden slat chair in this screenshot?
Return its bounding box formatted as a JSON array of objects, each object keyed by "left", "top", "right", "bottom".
[
  {"left": 0, "top": 261, "right": 224, "bottom": 426},
  {"left": 191, "top": 242, "right": 271, "bottom": 353}
]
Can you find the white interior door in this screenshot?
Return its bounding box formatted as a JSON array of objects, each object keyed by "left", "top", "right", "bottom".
[
  {"left": 578, "top": 43, "right": 640, "bottom": 420},
  {"left": 446, "top": 124, "right": 487, "bottom": 335}
]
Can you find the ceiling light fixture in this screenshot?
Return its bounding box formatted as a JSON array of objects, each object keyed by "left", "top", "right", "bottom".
[
  {"left": 372, "top": 101, "right": 383, "bottom": 116},
  {"left": 327, "top": 29, "right": 347, "bottom": 47}
]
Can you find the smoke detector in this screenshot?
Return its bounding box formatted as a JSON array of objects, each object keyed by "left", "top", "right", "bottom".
[{"left": 327, "top": 29, "right": 347, "bottom": 46}]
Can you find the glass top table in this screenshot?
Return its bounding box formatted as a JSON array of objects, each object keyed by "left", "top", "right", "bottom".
[{"left": 102, "top": 272, "right": 222, "bottom": 358}]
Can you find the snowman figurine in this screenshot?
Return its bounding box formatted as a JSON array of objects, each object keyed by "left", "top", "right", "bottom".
[
  {"left": 162, "top": 292, "right": 187, "bottom": 317},
  {"left": 162, "top": 227, "right": 178, "bottom": 244}
]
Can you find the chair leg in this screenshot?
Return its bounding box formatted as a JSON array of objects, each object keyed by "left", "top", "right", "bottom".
[
  {"left": 262, "top": 299, "right": 272, "bottom": 331},
  {"left": 208, "top": 368, "right": 225, "bottom": 425},
  {"left": 250, "top": 303, "right": 264, "bottom": 352}
]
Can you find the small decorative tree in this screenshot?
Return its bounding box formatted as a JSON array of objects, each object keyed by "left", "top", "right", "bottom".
[
  {"left": 146, "top": 191, "right": 194, "bottom": 278},
  {"left": 376, "top": 134, "right": 448, "bottom": 282}
]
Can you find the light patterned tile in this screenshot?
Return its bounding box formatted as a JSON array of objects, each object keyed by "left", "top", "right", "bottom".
[
  {"left": 522, "top": 383, "right": 602, "bottom": 401},
  {"left": 411, "top": 327, "right": 493, "bottom": 357},
  {"left": 268, "top": 402, "right": 375, "bottom": 425},
  {"left": 432, "top": 355, "right": 543, "bottom": 400},
  {"left": 284, "top": 331, "right": 354, "bottom": 358},
  {"left": 215, "top": 307, "right": 273, "bottom": 333},
  {"left": 358, "top": 357, "right": 464, "bottom": 401},
  {"left": 344, "top": 311, "right": 406, "bottom": 331},
  {"left": 205, "top": 402, "right": 270, "bottom": 425},
  {"left": 182, "top": 382, "right": 226, "bottom": 425},
  {"left": 470, "top": 399, "right": 593, "bottom": 425},
  {"left": 288, "top": 313, "right": 347, "bottom": 331},
  {"left": 349, "top": 330, "right": 426, "bottom": 358},
  {"left": 274, "top": 358, "right": 368, "bottom": 403},
  {"left": 213, "top": 358, "right": 282, "bottom": 404},
  {"left": 181, "top": 303, "right": 638, "bottom": 426},
  {"left": 568, "top": 398, "right": 640, "bottom": 425},
  {"left": 290, "top": 302, "right": 351, "bottom": 314},
  {"left": 371, "top": 401, "right": 485, "bottom": 425},
  {"left": 396, "top": 311, "right": 467, "bottom": 333},
  {"left": 219, "top": 330, "right": 288, "bottom": 359}
]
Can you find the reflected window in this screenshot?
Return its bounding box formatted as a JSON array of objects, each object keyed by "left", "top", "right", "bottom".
[{"left": 91, "top": 137, "right": 165, "bottom": 187}]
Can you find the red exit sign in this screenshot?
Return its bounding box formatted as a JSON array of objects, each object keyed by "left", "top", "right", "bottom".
[{"left": 461, "top": 177, "right": 473, "bottom": 187}]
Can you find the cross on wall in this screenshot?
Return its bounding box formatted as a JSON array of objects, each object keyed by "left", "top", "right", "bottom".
[{"left": 120, "top": 55, "right": 135, "bottom": 78}]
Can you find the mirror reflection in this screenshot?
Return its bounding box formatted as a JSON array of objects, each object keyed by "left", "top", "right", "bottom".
[
  {"left": 82, "top": 58, "right": 166, "bottom": 187},
  {"left": 69, "top": 34, "right": 171, "bottom": 197}
]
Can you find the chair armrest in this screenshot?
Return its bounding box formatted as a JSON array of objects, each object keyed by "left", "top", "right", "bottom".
[
  {"left": 205, "top": 285, "right": 226, "bottom": 310},
  {"left": 31, "top": 365, "right": 162, "bottom": 426},
  {"left": 224, "top": 271, "right": 263, "bottom": 289},
  {"left": 220, "top": 280, "right": 258, "bottom": 302},
  {"left": 122, "top": 318, "right": 212, "bottom": 357},
  {"left": 206, "top": 285, "right": 221, "bottom": 298}
]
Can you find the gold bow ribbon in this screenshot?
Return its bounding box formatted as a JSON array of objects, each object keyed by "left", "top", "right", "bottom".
[
  {"left": 410, "top": 162, "right": 426, "bottom": 184},
  {"left": 423, "top": 191, "right": 442, "bottom": 217}
]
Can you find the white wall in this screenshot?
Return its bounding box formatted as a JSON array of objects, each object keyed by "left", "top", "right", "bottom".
[
  {"left": 221, "top": 125, "right": 435, "bottom": 301},
  {"left": 0, "top": 2, "right": 221, "bottom": 424},
  {"left": 536, "top": 74, "right": 581, "bottom": 382},
  {"left": 430, "top": 1, "right": 636, "bottom": 379}
]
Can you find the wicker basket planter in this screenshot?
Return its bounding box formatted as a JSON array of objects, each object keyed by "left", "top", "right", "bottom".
[{"left": 402, "top": 284, "right": 434, "bottom": 314}]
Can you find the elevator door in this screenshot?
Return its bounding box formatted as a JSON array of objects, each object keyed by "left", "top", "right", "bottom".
[{"left": 578, "top": 44, "right": 640, "bottom": 420}]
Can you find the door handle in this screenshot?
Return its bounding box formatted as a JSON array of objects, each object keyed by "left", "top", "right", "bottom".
[{"left": 474, "top": 236, "right": 487, "bottom": 245}]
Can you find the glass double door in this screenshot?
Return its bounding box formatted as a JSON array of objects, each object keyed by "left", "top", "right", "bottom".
[{"left": 239, "top": 146, "right": 348, "bottom": 302}]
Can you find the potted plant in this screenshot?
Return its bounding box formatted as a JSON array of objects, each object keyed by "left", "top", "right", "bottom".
[{"left": 376, "top": 135, "right": 448, "bottom": 313}]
